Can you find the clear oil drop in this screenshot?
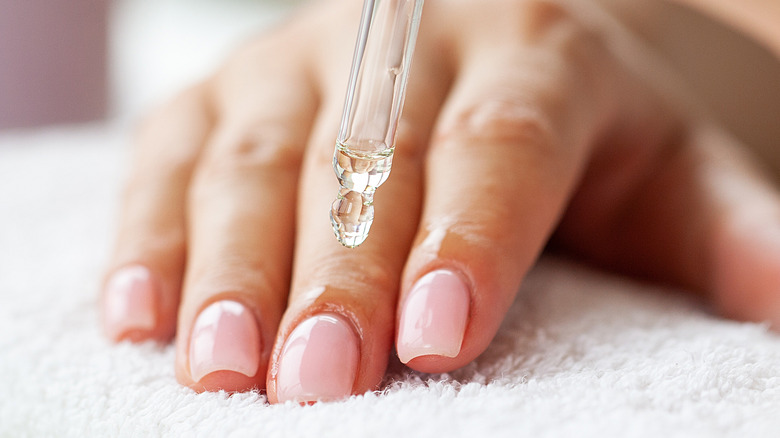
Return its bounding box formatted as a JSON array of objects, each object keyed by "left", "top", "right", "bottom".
[{"left": 330, "top": 143, "right": 393, "bottom": 247}]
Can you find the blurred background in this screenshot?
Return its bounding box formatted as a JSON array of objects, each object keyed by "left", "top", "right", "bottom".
[
  {"left": 0, "top": 0, "right": 299, "bottom": 130},
  {"left": 0, "top": 0, "right": 778, "bottom": 165}
]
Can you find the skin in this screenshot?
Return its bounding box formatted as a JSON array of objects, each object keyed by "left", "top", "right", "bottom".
[
  {"left": 670, "top": 0, "right": 780, "bottom": 57},
  {"left": 104, "top": 0, "right": 780, "bottom": 402}
]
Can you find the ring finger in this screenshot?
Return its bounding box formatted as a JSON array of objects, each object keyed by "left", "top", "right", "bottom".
[{"left": 173, "top": 30, "right": 319, "bottom": 392}]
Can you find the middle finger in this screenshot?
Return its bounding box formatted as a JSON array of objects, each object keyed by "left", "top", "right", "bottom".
[
  {"left": 266, "top": 13, "right": 451, "bottom": 403},
  {"left": 174, "top": 29, "right": 318, "bottom": 392}
]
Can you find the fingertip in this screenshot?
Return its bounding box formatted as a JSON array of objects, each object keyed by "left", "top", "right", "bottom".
[
  {"left": 102, "top": 265, "right": 159, "bottom": 342},
  {"left": 185, "top": 370, "right": 265, "bottom": 394},
  {"left": 713, "top": 220, "right": 780, "bottom": 329},
  {"left": 272, "top": 312, "right": 359, "bottom": 404},
  {"left": 401, "top": 354, "right": 467, "bottom": 374},
  {"left": 183, "top": 300, "right": 266, "bottom": 393},
  {"left": 396, "top": 269, "right": 470, "bottom": 365}
]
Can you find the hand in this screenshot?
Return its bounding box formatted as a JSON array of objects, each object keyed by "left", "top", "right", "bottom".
[{"left": 101, "top": 0, "right": 780, "bottom": 403}]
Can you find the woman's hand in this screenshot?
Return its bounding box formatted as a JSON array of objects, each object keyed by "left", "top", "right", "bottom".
[{"left": 101, "top": 0, "right": 780, "bottom": 403}]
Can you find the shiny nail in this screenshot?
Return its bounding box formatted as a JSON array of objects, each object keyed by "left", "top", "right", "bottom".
[
  {"left": 396, "top": 269, "right": 470, "bottom": 363},
  {"left": 276, "top": 313, "right": 359, "bottom": 403},
  {"left": 103, "top": 265, "right": 156, "bottom": 340},
  {"left": 189, "top": 300, "right": 261, "bottom": 383}
]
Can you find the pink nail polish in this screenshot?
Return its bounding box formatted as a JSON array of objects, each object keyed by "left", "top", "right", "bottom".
[
  {"left": 396, "top": 269, "right": 470, "bottom": 364},
  {"left": 189, "top": 300, "right": 261, "bottom": 383},
  {"left": 103, "top": 265, "right": 156, "bottom": 340},
  {"left": 276, "top": 313, "right": 359, "bottom": 403}
]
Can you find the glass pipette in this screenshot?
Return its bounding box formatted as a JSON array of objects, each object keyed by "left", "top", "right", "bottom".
[{"left": 330, "top": 0, "right": 425, "bottom": 248}]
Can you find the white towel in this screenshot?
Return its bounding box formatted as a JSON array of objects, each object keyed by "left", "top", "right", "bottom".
[{"left": 1, "top": 124, "right": 779, "bottom": 437}]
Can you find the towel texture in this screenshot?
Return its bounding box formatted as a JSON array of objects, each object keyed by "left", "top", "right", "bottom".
[{"left": 2, "top": 125, "right": 779, "bottom": 437}]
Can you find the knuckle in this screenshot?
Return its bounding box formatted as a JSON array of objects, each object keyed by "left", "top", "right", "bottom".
[
  {"left": 521, "top": 0, "right": 573, "bottom": 40},
  {"left": 202, "top": 125, "right": 304, "bottom": 176},
  {"left": 116, "top": 227, "right": 187, "bottom": 265},
  {"left": 468, "top": 0, "right": 581, "bottom": 46},
  {"left": 435, "top": 98, "right": 559, "bottom": 155},
  {"left": 521, "top": 0, "right": 603, "bottom": 59},
  {"left": 431, "top": 97, "right": 573, "bottom": 186}
]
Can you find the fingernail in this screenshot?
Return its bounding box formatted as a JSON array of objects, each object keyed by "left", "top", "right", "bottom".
[
  {"left": 276, "top": 313, "right": 359, "bottom": 403},
  {"left": 103, "top": 265, "right": 156, "bottom": 340},
  {"left": 396, "top": 269, "right": 470, "bottom": 363},
  {"left": 189, "top": 300, "right": 261, "bottom": 383}
]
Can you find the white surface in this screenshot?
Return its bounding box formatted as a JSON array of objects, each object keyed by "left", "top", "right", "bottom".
[
  {"left": 2, "top": 1, "right": 780, "bottom": 437},
  {"left": 2, "top": 124, "right": 780, "bottom": 437}
]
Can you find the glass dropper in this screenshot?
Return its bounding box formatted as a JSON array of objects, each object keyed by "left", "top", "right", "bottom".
[{"left": 330, "top": 0, "right": 424, "bottom": 248}]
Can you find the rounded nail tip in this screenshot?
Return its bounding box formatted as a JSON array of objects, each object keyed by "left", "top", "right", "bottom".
[
  {"left": 190, "top": 363, "right": 260, "bottom": 385},
  {"left": 108, "top": 325, "right": 177, "bottom": 344},
  {"left": 103, "top": 320, "right": 124, "bottom": 342},
  {"left": 103, "top": 319, "right": 157, "bottom": 343},
  {"left": 189, "top": 368, "right": 264, "bottom": 393},
  {"left": 104, "top": 312, "right": 156, "bottom": 332},
  {"left": 188, "top": 339, "right": 262, "bottom": 384},
  {"left": 104, "top": 327, "right": 126, "bottom": 343},
  {"left": 275, "top": 389, "right": 353, "bottom": 405},
  {"left": 397, "top": 344, "right": 461, "bottom": 364}
]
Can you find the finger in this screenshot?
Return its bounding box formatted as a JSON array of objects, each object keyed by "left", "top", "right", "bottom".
[
  {"left": 265, "top": 35, "right": 450, "bottom": 402},
  {"left": 173, "top": 36, "right": 318, "bottom": 392},
  {"left": 563, "top": 123, "right": 780, "bottom": 327},
  {"left": 395, "top": 3, "right": 618, "bottom": 372},
  {"left": 102, "top": 85, "right": 212, "bottom": 342},
  {"left": 706, "top": 130, "right": 780, "bottom": 327}
]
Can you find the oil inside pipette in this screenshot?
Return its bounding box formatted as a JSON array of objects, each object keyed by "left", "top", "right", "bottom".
[{"left": 330, "top": 142, "right": 393, "bottom": 247}]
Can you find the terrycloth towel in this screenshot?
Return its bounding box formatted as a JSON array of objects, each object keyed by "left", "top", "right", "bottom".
[{"left": 1, "top": 124, "right": 779, "bottom": 437}]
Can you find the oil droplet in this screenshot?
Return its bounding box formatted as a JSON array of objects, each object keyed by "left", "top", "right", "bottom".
[{"left": 330, "top": 143, "right": 393, "bottom": 247}]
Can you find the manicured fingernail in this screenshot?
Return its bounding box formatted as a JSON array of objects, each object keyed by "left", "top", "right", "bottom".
[
  {"left": 396, "top": 269, "right": 470, "bottom": 363},
  {"left": 103, "top": 265, "right": 156, "bottom": 340},
  {"left": 276, "top": 313, "right": 359, "bottom": 403},
  {"left": 189, "top": 300, "right": 261, "bottom": 383}
]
